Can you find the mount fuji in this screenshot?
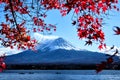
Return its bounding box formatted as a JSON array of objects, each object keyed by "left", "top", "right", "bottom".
[{"left": 4, "top": 33, "right": 120, "bottom": 66}]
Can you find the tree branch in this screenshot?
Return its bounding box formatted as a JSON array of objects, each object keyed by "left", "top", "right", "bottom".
[{"left": 8, "top": 0, "right": 21, "bottom": 33}]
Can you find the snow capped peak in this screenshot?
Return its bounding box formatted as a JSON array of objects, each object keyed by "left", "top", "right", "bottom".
[
  {"left": 47, "top": 37, "right": 77, "bottom": 50},
  {"left": 33, "top": 33, "right": 80, "bottom": 51}
]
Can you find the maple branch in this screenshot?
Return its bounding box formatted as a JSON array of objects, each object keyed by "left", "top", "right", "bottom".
[{"left": 8, "top": 0, "right": 21, "bottom": 33}]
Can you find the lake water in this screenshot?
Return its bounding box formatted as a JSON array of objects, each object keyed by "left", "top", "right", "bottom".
[{"left": 0, "top": 70, "right": 120, "bottom": 80}]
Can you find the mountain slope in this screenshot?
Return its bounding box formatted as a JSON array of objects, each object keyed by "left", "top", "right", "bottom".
[
  {"left": 5, "top": 49, "right": 120, "bottom": 65},
  {"left": 4, "top": 33, "right": 120, "bottom": 65}
]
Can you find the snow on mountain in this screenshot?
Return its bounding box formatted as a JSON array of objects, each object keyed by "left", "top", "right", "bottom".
[
  {"left": 33, "top": 33, "right": 80, "bottom": 51},
  {"left": 37, "top": 37, "right": 80, "bottom": 51}
]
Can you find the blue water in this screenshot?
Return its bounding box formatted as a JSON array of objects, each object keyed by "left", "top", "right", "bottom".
[{"left": 0, "top": 70, "right": 120, "bottom": 80}]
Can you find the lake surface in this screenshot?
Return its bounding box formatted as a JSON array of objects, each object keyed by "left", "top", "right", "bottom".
[{"left": 0, "top": 70, "right": 120, "bottom": 80}]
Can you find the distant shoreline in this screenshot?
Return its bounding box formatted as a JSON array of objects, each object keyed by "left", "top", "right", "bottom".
[{"left": 5, "top": 63, "right": 120, "bottom": 70}]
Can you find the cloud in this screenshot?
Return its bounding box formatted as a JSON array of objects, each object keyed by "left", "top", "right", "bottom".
[
  {"left": 0, "top": 47, "right": 22, "bottom": 56},
  {"left": 32, "top": 33, "right": 59, "bottom": 42},
  {"left": 100, "top": 45, "right": 120, "bottom": 56}
]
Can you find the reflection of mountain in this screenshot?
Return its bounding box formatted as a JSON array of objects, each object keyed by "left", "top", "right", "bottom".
[{"left": 5, "top": 33, "right": 120, "bottom": 67}]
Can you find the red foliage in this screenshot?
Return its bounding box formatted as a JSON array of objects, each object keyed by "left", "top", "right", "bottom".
[
  {"left": 96, "top": 48, "right": 119, "bottom": 73},
  {"left": 50, "top": 0, "right": 118, "bottom": 49},
  {"left": 0, "top": 0, "right": 119, "bottom": 72},
  {"left": 0, "top": 54, "right": 6, "bottom": 72},
  {"left": 0, "top": 0, "right": 58, "bottom": 50}
]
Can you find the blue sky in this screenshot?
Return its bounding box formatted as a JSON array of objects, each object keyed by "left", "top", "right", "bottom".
[
  {"left": 44, "top": 5, "right": 120, "bottom": 52},
  {"left": 0, "top": 1, "right": 120, "bottom": 52}
]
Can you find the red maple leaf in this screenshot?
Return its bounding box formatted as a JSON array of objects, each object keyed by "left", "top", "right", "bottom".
[
  {"left": 98, "top": 44, "right": 103, "bottom": 50},
  {"left": 102, "top": 5, "right": 108, "bottom": 13},
  {"left": 74, "top": 8, "right": 79, "bottom": 14}
]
